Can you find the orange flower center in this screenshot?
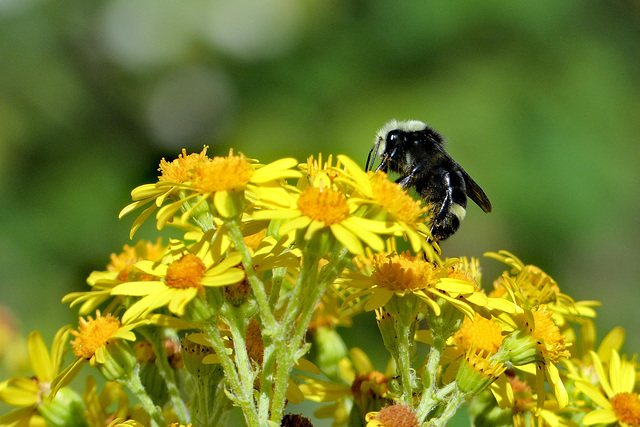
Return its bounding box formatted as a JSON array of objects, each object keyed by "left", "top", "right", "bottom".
[
  {"left": 371, "top": 404, "right": 419, "bottom": 427},
  {"left": 191, "top": 153, "right": 254, "bottom": 194},
  {"left": 370, "top": 172, "right": 427, "bottom": 225},
  {"left": 453, "top": 313, "right": 504, "bottom": 356},
  {"left": 297, "top": 186, "right": 349, "bottom": 225},
  {"left": 159, "top": 146, "right": 209, "bottom": 182},
  {"left": 530, "top": 305, "right": 571, "bottom": 363},
  {"left": 165, "top": 254, "right": 206, "bottom": 290},
  {"left": 71, "top": 312, "right": 121, "bottom": 359},
  {"left": 612, "top": 393, "right": 640, "bottom": 426},
  {"left": 371, "top": 252, "right": 437, "bottom": 292}
]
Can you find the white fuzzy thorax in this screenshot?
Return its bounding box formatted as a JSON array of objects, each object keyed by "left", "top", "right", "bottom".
[{"left": 373, "top": 119, "right": 427, "bottom": 158}]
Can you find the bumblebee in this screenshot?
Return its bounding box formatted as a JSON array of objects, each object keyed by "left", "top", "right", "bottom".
[{"left": 366, "top": 119, "right": 492, "bottom": 241}]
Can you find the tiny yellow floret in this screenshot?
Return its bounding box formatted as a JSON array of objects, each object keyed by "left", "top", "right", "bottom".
[
  {"left": 453, "top": 313, "right": 504, "bottom": 356},
  {"left": 71, "top": 312, "right": 121, "bottom": 359},
  {"left": 370, "top": 172, "right": 427, "bottom": 225},
  {"left": 530, "top": 305, "right": 571, "bottom": 363},
  {"left": 297, "top": 186, "right": 350, "bottom": 225},
  {"left": 191, "top": 152, "right": 254, "bottom": 194},
  {"left": 371, "top": 252, "right": 437, "bottom": 292},
  {"left": 159, "top": 146, "right": 209, "bottom": 182},
  {"left": 611, "top": 392, "right": 640, "bottom": 426},
  {"left": 165, "top": 254, "right": 207, "bottom": 291}
]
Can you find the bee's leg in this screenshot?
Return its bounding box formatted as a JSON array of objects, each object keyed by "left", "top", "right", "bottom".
[
  {"left": 429, "top": 169, "right": 467, "bottom": 241},
  {"left": 396, "top": 161, "right": 428, "bottom": 188}
]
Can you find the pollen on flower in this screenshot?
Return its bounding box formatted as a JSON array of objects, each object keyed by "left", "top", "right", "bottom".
[
  {"left": 371, "top": 252, "right": 437, "bottom": 292},
  {"left": 368, "top": 404, "right": 419, "bottom": 427},
  {"left": 71, "top": 311, "right": 122, "bottom": 359},
  {"left": 611, "top": 392, "right": 640, "bottom": 426},
  {"left": 159, "top": 146, "right": 209, "bottom": 183},
  {"left": 530, "top": 305, "right": 571, "bottom": 363},
  {"left": 452, "top": 313, "right": 504, "bottom": 356},
  {"left": 165, "top": 254, "right": 206, "bottom": 291},
  {"left": 370, "top": 172, "right": 427, "bottom": 224},
  {"left": 297, "top": 186, "right": 350, "bottom": 225},
  {"left": 191, "top": 151, "right": 254, "bottom": 194}
]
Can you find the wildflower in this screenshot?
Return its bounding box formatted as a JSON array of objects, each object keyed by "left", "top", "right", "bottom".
[
  {"left": 254, "top": 169, "right": 393, "bottom": 255},
  {"left": 62, "top": 239, "right": 166, "bottom": 315},
  {"left": 0, "top": 328, "right": 77, "bottom": 426},
  {"left": 110, "top": 239, "right": 245, "bottom": 323},
  {"left": 337, "top": 155, "right": 438, "bottom": 260},
  {"left": 340, "top": 252, "right": 482, "bottom": 318},
  {"left": 82, "top": 376, "right": 150, "bottom": 427},
  {"left": 486, "top": 250, "right": 599, "bottom": 323},
  {"left": 120, "top": 147, "right": 301, "bottom": 236},
  {"left": 498, "top": 305, "right": 571, "bottom": 411},
  {"left": 575, "top": 349, "right": 640, "bottom": 426},
  {"left": 51, "top": 311, "right": 147, "bottom": 393},
  {"left": 451, "top": 313, "right": 505, "bottom": 357},
  {"left": 456, "top": 349, "right": 507, "bottom": 395}
]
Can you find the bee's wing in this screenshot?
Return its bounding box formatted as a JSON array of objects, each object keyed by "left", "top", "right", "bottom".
[{"left": 434, "top": 146, "right": 492, "bottom": 213}]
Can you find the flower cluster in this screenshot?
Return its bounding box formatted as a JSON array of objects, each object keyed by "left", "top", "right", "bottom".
[{"left": 0, "top": 147, "right": 636, "bottom": 427}]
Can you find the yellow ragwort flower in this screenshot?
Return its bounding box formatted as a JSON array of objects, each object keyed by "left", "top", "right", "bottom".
[
  {"left": 576, "top": 349, "right": 640, "bottom": 427},
  {"left": 340, "top": 252, "right": 483, "bottom": 317},
  {"left": 451, "top": 313, "right": 504, "bottom": 357},
  {"left": 159, "top": 146, "right": 209, "bottom": 183},
  {"left": 0, "top": 328, "right": 71, "bottom": 426},
  {"left": 111, "top": 239, "right": 245, "bottom": 323}
]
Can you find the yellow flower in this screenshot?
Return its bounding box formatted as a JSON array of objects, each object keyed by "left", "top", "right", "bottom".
[
  {"left": 62, "top": 239, "right": 166, "bottom": 315},
  {"left": 254, "top": 174, "right": 393, "bottom": 255},
  {"left": 82, "top": 376, "right": 150, "bottom": 427},
  {"left": 451, "top": 313, "right": 504, "bottom": 357},
  {"left": 340, "top": 252, "right": 483, "bottom": 318},
  {"left": 111, "top": 239, "right": 245, "bottom": 323},
  {"left": 336, "top": 155, "right": 438, "bottom": 260},
  {"left": 0, "top": 328, "right": 71, "bottom": 426},
  {"left": 51, "top": 311, "right": 148, "bottom": 394},
  {"left": 575, "top": 349, "right": 640, "bottom": 426},
  {"left": 486, "top": 250, "right": 599, "bottom": 324},
  {"left": 120, "top": 148, "right": 301, "bottom": 236},
  {"left": 498, "top": 304, "right": 571, "bottom": 412},
  {"left": 158, "top": 146, "right": 209, "bottom": 183}
]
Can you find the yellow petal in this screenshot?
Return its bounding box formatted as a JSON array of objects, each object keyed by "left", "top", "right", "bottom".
[
  {"left": 330, "top": 223, "right": 364, "bottom": 255},
  {"left": 582, "top": 409, "right": 619, "bottom": 425},
  {"left": 28, "top": 331, "right": 53, "bottom": 382}
]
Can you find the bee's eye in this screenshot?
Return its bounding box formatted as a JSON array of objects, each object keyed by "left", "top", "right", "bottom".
[{"left": 387, "top": 130, "right": 401, "bottom": 146}]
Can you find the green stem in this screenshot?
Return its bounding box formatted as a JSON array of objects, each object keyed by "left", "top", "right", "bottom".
[
  {"left": 225, "top": 312, "right": 260, "bottom": 422},
  {"left": 139, "top": 328, "right": 189, "bottom": 423},
  {"left": 269, "top": 252, "right": 320, "bottom": 423},
  {"left": 270, "top": 245, "right": 351, "bottom": 423},
  {"left": 395, "top": 321, "right": 414, "bottom": 405},
  {"left": 203, "top": 323, "right": 260, "bottom": 427},
  {"left": 429, "top": 387, "right": 466, "bottom": 427},
  {"left": 120, "top": 366, "right": 165, "bottom": 427},
  {"left": 416, "top": 344, "right": 443, "bottom": 422},
  {"left": 225, "top": 219, "right": 278, "bottom": 332}
]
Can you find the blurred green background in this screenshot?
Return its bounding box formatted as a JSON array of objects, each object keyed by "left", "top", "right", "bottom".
[{"left": 1, "top": 0, "right": 639, "bottom": 424}]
